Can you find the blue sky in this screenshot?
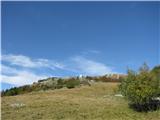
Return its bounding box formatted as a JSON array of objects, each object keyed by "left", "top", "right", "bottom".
[{"left": 1, "top": 2, "right": 159, "bottom": 90}]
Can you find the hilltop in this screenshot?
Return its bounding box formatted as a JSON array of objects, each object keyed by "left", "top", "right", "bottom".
[{"left": 1, "top": 73, "right": 125, "bottom": 96}]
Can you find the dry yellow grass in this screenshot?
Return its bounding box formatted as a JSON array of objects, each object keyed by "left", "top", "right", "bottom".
[{"left": 1, "top": 82, "right": 160, "bottom": 120}]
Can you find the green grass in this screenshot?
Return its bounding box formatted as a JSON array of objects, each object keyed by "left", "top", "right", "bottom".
[{"left": 1, "top": 83, "right": 160, "bottom": 120}]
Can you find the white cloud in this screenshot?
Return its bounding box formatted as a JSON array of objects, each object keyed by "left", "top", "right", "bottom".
[
  {"left": 1, "top": 64, "right": 19, "bottom": 74},
  {"left": 1, "top": 65, "right": 47, "bottom": 86},
  {"left": 2, "top": 54, "right": 65, "bottom": 70},
  {"left": 2, "top": 54, "right": 36, "bottom": 68},
  {"left": 71, "top": 56, "right": 113, "bottom": 75}
]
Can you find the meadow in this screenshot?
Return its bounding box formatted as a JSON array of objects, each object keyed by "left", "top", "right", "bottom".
[{"left": 1, "top": 82, "right": 160, "bottom": 120}]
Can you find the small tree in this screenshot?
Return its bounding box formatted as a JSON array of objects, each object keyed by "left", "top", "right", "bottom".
[{"left": 119, "top": 63, "right": 160, "bottom": 111}]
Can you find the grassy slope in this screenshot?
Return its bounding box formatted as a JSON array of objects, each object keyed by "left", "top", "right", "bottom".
[{"left": 2, "top": 83, "right": 160, "bottom": 120}]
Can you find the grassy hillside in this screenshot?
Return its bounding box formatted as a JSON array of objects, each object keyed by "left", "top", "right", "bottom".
[
  {"left": 1, "top": 74, "right": 122, "bottom": 96},
  {"left": 2, "top": 82, "right": 160, "bottom": 120}
]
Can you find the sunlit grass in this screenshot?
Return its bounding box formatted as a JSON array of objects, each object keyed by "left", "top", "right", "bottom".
[{"left": 2, "top": 83, "right": 160, "bottom": 120}]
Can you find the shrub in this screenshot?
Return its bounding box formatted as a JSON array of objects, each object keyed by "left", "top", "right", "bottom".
[
  {"left": 119, "top": 63, "right": 160, "bottom": 111},
  {"left": 65, "top": 78, "right": 80, "bottom": 89},
  {"left": 56, "top": 79, "right": 64, "bottom": 89},
  {"left": 2, "top": 87, "right": 19, "bottom": 96}
]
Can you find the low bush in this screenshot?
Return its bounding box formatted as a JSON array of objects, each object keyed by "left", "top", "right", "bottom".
[
  {"left": 65, "top": 78, "right": 80, "bottom": 89},
  {"left": 56, "top": 79, "right": 64, "bottom": 89}
]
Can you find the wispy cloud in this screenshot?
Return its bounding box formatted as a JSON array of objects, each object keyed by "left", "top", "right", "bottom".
[
  {"left": 71, "top": 56, "right": 113, "bottom": 75},
  {"left": 2, "top": 54, "right": 65, "bottom": 70},
  {"left": 88, "top": 50, "right": 101, "bottom": 54},
  {"left": 81, "top": 49, "right": 101, "bottom": 56}
]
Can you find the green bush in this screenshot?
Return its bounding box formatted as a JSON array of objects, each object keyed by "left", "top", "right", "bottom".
[
  {"left": 65, "top": 78, "right": 80, "bottom": 89},
  {"left": 56, "top": 79, "right": 64, "bottom": 89},
  {"left": 2, "top": 87, "right": 19, "bottom": 96},
  {"left": 119, "top": 63, "right": 160, "bottom": 111}
]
